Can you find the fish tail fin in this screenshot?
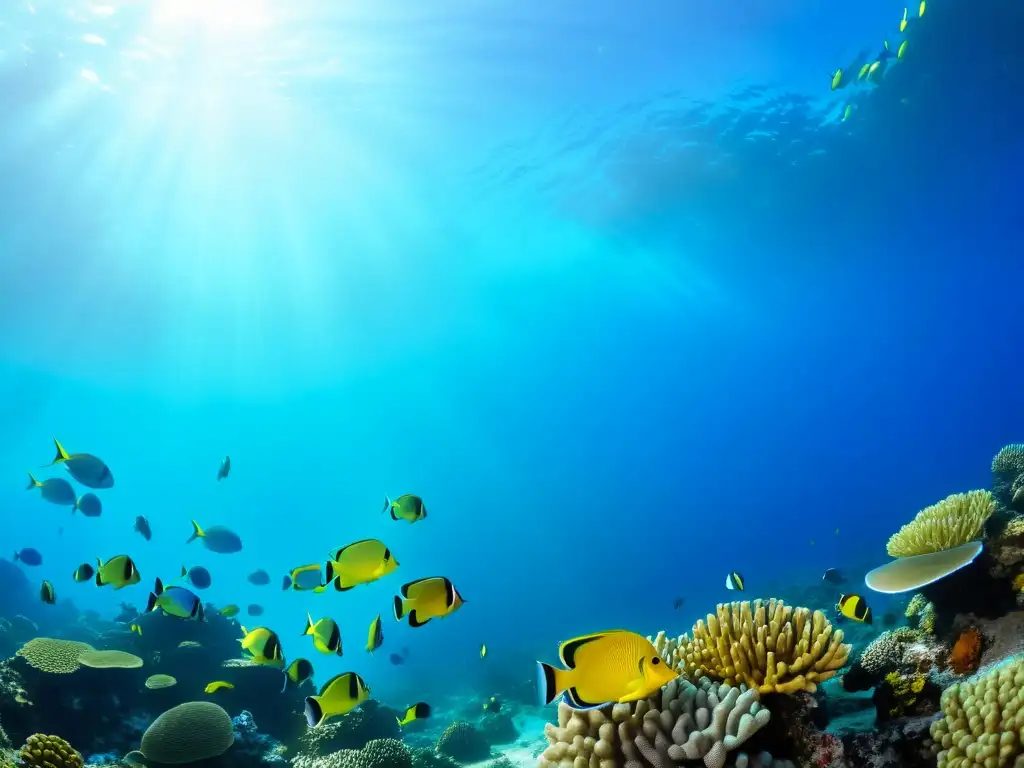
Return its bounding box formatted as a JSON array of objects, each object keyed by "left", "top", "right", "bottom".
[
  {"left": 304, "top": 696, "right": 325, "bottom": 728},
  {"left": 537, "top": 662, "right": 564, "bottom": 706},
  {"left": 393, "top": 595, "right": 406, "bottom": 621},
  {"left": 381, "top": 495, "right": 391, "bottom": 514},
  {"left": 154, "top": 577, "right": 164, "bottom": 595},
  {"left": 187, "top": 520, "right": 204, "bottom": 543},
  {"left": 145, "top": 592, "right": 158, "bottom": 613},
  {"left": 51, "top": 438, "right": 69, "bottom": 464},
  {"left": 26, "top": 472, "right": 39, "bottom": 490},
  {"left": 303, "top": 612, "right": 314, "bottom": 636}
]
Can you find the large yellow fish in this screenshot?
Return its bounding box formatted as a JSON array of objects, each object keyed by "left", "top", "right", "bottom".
[
  {"left": 303, "top": 613, "right": 343, "bottom": 655},
  {"left": 95, "top": 555, "right": 141, "bottom": 590},
  {"left": 304, "top": 672, "right": 370, "bottom": 727},
  {"left": 537, "top": 630, "right": 678, "bottom": 709},
  {"left": 240, "top": 626, "right": 284, "bottom": 668},
  {"left": 393, "top": 576, "right": 465, "bottom": 628},
  {"left": 366, "top": 614, "right": 383, "bottom": 653},
  {"left": 324, "top": 539, "right": 398, "bottom": 591}
]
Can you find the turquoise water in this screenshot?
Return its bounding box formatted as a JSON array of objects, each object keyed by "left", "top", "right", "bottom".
[{"left": 1, "top": 0, "right": 1022, "bottom": 721}]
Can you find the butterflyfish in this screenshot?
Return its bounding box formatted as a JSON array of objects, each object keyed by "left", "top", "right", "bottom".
[
  {"left": 96, "top": 555, "right": 141, "bottom": 590},
  {"left": 282, "top": 658, "right": 315, "bottom": 692},
  {"left": 837, "top": 594, "right": 873, "bottom": 624},
  {"left": 282, "top": 563, "right": 324, "bottom": 591},
  {"left": 536, "top": 629, "right": 678, "bottom": 710},
  {"left": 324, "top": 539, "right": 398, "bottom": 591},
  {"left": 382, "top": 494, "right": 427, "bottom": 523},
  {"left": 304, "top": 672, "right": 370, "bottom": 727},
  {"left": 393, "top": 576, "right": 465, "bottom": 628},
  {"left": 366, "top": 614, "right": 383, "bottom": 653},
  {"left": 240, "top": 625, "right": 284, "bottom": 667},
  {"left": 40, "top": 580, "right": 56, "bottom": 604},
  {"left": 397, "top": 702, "right": 431, "bottom": 727},
  {"left": 725, "top": 571, "right": 744, "bottom": 591},
  {"left": 303, "top": 613, "right": 343, "bottom": 656}
]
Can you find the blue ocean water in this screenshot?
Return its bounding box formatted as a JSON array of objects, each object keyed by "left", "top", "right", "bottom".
[{"left": 0, "top": 0, "right": 1022, "bottom": 718}]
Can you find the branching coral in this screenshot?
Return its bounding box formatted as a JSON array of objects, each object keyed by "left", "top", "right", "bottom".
[
  {"left": 930, "top": 655, "right": 1024, "bottom": 767},
  {"left": 538, "top": 675, "right": 790, "bottom": 768},
  {"left": 948, "top": 627, "right": 984, "bottom": 675},
  {"left": 677, "top": 600, "right": 850, "bottom": 694},
  {"left": 887, "top": 490, "right": 996, "bottom": 557}
]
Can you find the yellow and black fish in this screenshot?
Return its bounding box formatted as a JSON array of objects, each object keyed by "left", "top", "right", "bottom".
[
  {"left": 282, "top": 658, "right": 315, "bottom": 692},
  {"left": 397, "top": 702, "right": 431, "bottom": 727},
  {"left": 393, "top": 576, "right": 465, "bottom": 628},
  {"left": 40, "top": 580, "right": 56, "bottom": 605},
  {"left": 96, "top": 555, "right": 141, "bottom": 590},
  {"left": 382, "top": 494, "right": 427, "bottom": 523},
  {"left": 366, "top": 614, "right": 383, "bottom": 654},
  {"left": 324, "top": 539, "right": 398, "bottom": 591},
  {"left": 537, "top": 629, "right": 678, "bottom": 709},
  {"left": 725, "top": 571, "right": 744, "bottom": 591},
  {"left": 837, "top": 594, "right": 872, "bottom": 624},
  {"left": 72, "top": 563, "right": 95, "bottom": 583},
  {"left": 240, "top": 625, "right": 285, "bottom": 667},
  {"left": 282, "top": 563, "right": 324, "bottom": 591},
  {"left": 303, "top": 613, "right": 343, "bottom": 656},
  {"left": 304, "top": 672, "right": 370, "bottom": 727}
]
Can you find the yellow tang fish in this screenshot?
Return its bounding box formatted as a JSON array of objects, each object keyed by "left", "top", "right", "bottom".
[
  {"left": 240, "top": 626, "right": 285, "bottom": 667},
  {"left": 205, "top": 681, "right": 234, "bottom": 694},
  {"left": 96, "top": 555, "right": 141, "bottom": 590},
  {"left": 324, "top": 539, "right": 398, "bottom": 591},
  {"left": 537, "top": 629, "right": 678, "bottom": 709},
  {"left": 393, "top": 577, "right": 465, "bottom": 628},
  {"left": 303, "top": 613, "right": 343, "bottom": 655},
  {"left": 366, "top": 614, "right": 383, "bottom": 654},
  {"left": 837, "top": 594, "right": 873, "bottom": 624},
  {"left": 397, "top": 702, "right": 431, "bottom": 727},
  {"left": 304, "top": 672, "right": 370, "bottom": 728},
  {"left": 381, "top": 494, "right": 427, "bottom": 524}
]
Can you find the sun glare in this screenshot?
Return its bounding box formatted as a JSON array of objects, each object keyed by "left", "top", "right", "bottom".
[{"left": 149, "top": 0, "right": 273, "bottom": 35}]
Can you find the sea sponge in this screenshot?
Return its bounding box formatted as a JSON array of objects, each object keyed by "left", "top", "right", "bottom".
[
  {"left": 930, "top": 655, "right": 1024, "bottom": 767},
  {"left": 135, "top": 701, "right": 234, "bottom": 764},
  {"left": 78, "top": 649, "right": 143, "bottom": 669},
  {"left": 16, "top": 639, "right": 94, "bottom": 674},
  {"left": 887, "top": 490, "right": 996, "bottom": 557},
  {"left": 948, "top": 627, "right": 983, "bottom": 675},
  {"left": 436, "top": 722, "right": 490, "bottom": 763},
  {"left": 19, "top": 734, "right": 83, "bottom": 768},
  {"left": 538, "top": 678, "right": 789, "bottom": 768},
  {"left": 678, "top": 599, "right": 850, "bottom": 694}
]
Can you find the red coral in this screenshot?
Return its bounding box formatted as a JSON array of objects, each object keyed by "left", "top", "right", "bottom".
[{"left": 948, "top": 626, "right": 983, "bottom": 675}]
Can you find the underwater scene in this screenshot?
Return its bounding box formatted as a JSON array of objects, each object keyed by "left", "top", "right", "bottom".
[{"left": 2, "top": 0, "right": 1024, "bottom": 767}]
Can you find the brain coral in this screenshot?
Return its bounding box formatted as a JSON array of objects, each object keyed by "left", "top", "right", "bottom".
[
  {"left": 436, "top": 722, "right": 490, "bottom": 763},
  {"left": 19, "top": 734, "right": 83, "bottom": 768},
  {"left": 887, "top": 490, "right": 996, "bottom": 557},
  {"left": 678, "top": 599, "right": 850, "bottom": 694},
  {"left": 930, "top": 655, "right": 1024, "bottom": 767},
  {"left": 16, "top": 639, "right": 94, "bottom": 674},
  {"left": 78, "top": 650, "right": 143, "bottom": 669},
  {"left": 137, "top": 702, "right": 234, "bottom": 764},
  {"left": 360, "top": 739, "right": 411, "bottom": 768}
]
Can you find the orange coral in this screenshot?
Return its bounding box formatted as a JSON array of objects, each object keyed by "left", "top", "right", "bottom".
[{"left": 948, "top": 626, "right": 983, "bottom": 675}]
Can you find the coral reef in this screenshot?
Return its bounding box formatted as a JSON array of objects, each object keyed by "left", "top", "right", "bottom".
[
  {"left": 538, "top": 676, "right": 792, "bottom": 768},
  {"left": 872, "top": 670, "right": 942, "bottom": 721},
  {"left": 16, "top": 640, "right": 93, "bottom": 674},
  {"left": 19, "top": 734, "right": 83, "bottom": 768},
  {"left": 886, "top": 490, "right": 996, "bottom": 557},
  {"left": 296, "top": 700, "right": 402, "bottom": 755},
  {"left": 436, "top": 722, "right": 491, "bottom": 763},
  {"left": 905, "top": 594, "right": 936, "bottom": 633},
  {"left": 409, "top": 747, "right": 460, "bottom": 768},
  {"left": 678, "top": 600, "right": 850, "bottom": 694},
  {"left": 232, "top": 711, "right": 287, "bottom": 766},
  {"left": 992, "top": 444, "right": 1024, "bottom": 511},
  {"left": 292, "top": 738, "right": 412, "bottom": 768},
  {"left": 930, "top": 655, "right": 1024, "bottom": 767},
  {"left": 477, "top": 713, "right": 517, "bottom": 745}
]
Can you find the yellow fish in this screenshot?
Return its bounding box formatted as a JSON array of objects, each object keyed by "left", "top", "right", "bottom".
[
  {"left": 480, "top": 643, "right": 487, "bottom": 659},
  {"left": 303, "top": 613, "right": 343, "bottom": 655},
  {"left": 324, "top": 539, "right": 398, "bottom": 591},
  {"left": 220, "top": 604, "right": 240, "bottom": 618},
  {"left": 842, "top": 104, "right": 853, "bottom": 122},
  {"left": 897, "top": 40, "right": 908, "bottom": 60},
  {"left": 282, "top": 658, "right": 315, "bottom": 692},
  {"left": 239, "top": 626, "right": 284, "bottom": 667},
  {"left": 537, "top": 629, "right": 678, "bottom": 709},
  {"left": 304, "top": 672, "right": 370, "bottom": 727},
  {"left": 919, "top": 0, "right": 926, "bottom": 17},
  {"left": 382, "top": 494, "right": 427, "bottom": 523},
  {"left": 130, "top": 624, "right": 143, "bottom": 636},
  {"left": 900, "top": 6, "right": 908, "bottom": 31},
  {"left": 282, "top": 563, "right": 324, "bottom": 591},
  {"left": 205, "top": 681, "right": 235, "bottom": 694},
  {"left": 393, "top": 577, "right": 465, "bottom": 628},
  {"left": 95, "top": 555, "right": 141, "bottom": 590},
  {"left": 837, "top": 594, "right": 873, "bottom": 624},
  {"left": 830, "top": 69, "right": 845, "bottom": 91},
  {"left": 366, "top": 614, "right": 383, "bottom": 654},
  {"left": 397, "top": 702, "right": 431, "bottom": 727}
]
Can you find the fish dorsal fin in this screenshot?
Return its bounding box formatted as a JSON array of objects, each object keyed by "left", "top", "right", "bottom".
[{"left": 558, "top": 632, "right": 610, "bottom": 669}]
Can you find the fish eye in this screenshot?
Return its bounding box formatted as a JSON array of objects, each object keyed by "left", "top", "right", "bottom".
[{"left": 652, "top": 657, "right": 661, "bottom": 665}]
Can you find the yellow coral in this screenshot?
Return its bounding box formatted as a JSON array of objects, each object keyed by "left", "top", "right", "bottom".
[
  {"left": 905, "top": 593, "right": 927, "bottom": 618},
  {"left": 1013, "top": 573, "right": 1024, "bottom": 593},
  {"left": 887, "top": 490, "right": 996, "bottom": 557},
  {"left": 910, "top": 676, "right": 925, "bottom": 693},
  {"left": 678, "top": 599, "right": 850, "bottom": 694},
  {"left": 19, "top": 734, "right": 82, "bottom": 768},
  {"left": 16, "top": 639, "right": 94, "bottom": 674}
]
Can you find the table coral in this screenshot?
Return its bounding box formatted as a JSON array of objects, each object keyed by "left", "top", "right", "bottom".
[
  {"left": 15, "top": 640, "right": 94, "bottom": 674},
  {"left": 930, "top": 655, "right": 1024, "bottom": 767},
  {"left": 678, "top": 600, "right": 850, "bottom": 694},
  {"left": 887, "top": 490, "right": 996, "bottom": 557}
]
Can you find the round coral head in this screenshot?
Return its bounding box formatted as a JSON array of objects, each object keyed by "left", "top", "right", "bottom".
[{"left": 864, "top": 540, "right": 983, "bottom": 594}]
